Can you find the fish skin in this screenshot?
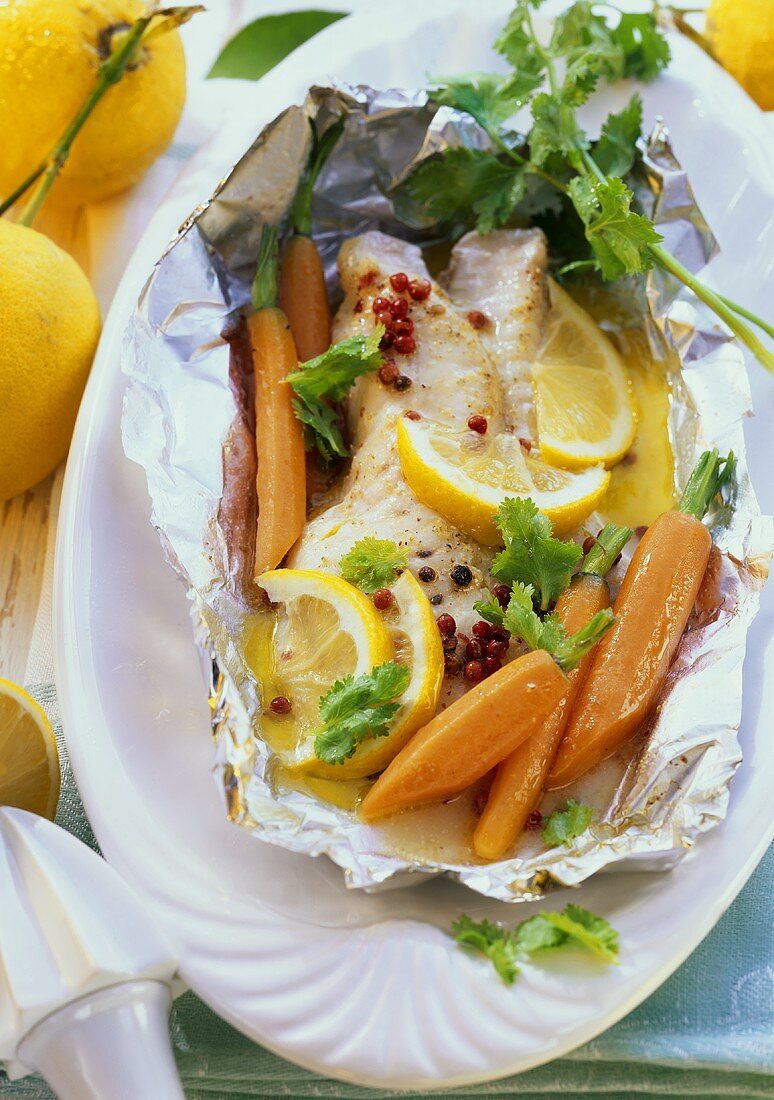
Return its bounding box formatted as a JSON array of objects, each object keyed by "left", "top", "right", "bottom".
[{"left": 443, "top": 228, "right": 549, "bottom": 440}]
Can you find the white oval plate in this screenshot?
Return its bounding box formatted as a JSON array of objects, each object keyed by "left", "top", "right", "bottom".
[{"left": 55, "top": 0, "right": 774, "bottom": 1089}]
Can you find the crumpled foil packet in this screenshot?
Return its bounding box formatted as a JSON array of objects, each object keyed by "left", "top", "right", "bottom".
[{"left": 122, "top": 85, "right": 772, "bottom": 902}]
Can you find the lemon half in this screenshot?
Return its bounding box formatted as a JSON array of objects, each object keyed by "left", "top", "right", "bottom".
[
  {"left": 0, "top": 680, "right": 60, "bottom": 820},
  {"left": 397, "top": 417, "right": 609, "bottom": 543},
  {"left": 532, "top": 280, "right": 637, "bottom": 470}
]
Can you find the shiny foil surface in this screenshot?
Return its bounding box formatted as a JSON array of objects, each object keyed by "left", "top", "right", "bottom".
[{"left": 122, "top": 86, "right": 772, "bottom": 901}]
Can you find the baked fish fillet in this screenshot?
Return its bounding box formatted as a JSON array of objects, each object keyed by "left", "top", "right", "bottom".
[
  {"left": 443, "top": 228, "right": 549, "bottom": 441},
  {"left": 289, "top": 231, "right": 501, "bottom": 630}
]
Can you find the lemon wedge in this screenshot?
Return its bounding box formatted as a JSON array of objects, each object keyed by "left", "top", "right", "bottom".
[
  {"left": 532, "top": 279, "right": 636, "bottom": 470},
  {"left": 0, "top": 679, "right": 60, "bottom": 820},
  {"left": 397, "top": 417, "right": 609, "bottom": 544},
  {"left": 302, "top": 569, "right": 444, "bottom": 780},
  {"left": 251, "top": 569, "right": 394, "bottom": 771}
]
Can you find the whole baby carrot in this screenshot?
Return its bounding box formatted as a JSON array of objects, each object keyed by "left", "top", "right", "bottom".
[
  {"left": 473, "top": 525, "right": 631, "bottom": 861},
  {"left": 279, "top": 119, "right": 343, "bottom": 361},
  {"left": 250, "top": 226, "right": 306, "bottom": 577},
  {"left": 359, "top": 588, "right": 614, "bottom": 822},
  {"left": 548, "top": 450, "right": 735, "bottom": 789}
]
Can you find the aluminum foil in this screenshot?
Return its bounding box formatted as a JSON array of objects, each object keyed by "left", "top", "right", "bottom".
[{"left": 121, "top": 85, "right": 772, "bottom": 902}]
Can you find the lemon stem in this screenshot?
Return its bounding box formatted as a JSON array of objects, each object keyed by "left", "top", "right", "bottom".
[{"left": 13, "top": 6, "right": 200, "bottom": 228}]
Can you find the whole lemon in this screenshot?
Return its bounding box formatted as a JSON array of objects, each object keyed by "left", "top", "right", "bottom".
[
  {"left": 0, "top": 219, "right": 101, "bottom": 500},
  {"left": 0, "top": 0, "right": 186, "bottom": 206},
  {"left": 707, "top": 0, "right": 774, "bottom": 110}
]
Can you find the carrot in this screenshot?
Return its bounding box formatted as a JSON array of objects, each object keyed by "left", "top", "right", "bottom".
[
  {"left": 279, "top": 234, "right": 331, "bottom": 362},
  {"left": 250, "top": 226, "right": 306, "bottom": 578},
  {"left": 359, "top": 649, "right": 567, "bottom": 822},
  {"left": 473, "top": 582, "right": 601, "bottom": 858},
  {"left": 278, "top": 118, "right": 343, "bottom": 361},
  {"left": 548, "top": 451, "right": 735, "bottom": 789}
]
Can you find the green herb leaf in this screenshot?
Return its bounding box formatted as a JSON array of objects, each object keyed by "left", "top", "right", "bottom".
[
  {"left": 542, "top": 904, "right": 620, "bottom": 963},
  {"left": 314, "top": 662, "right": 410, "bottom": 764},
  {"left": 207, "top": 10, "right": 347, "bottom": 80},
  {"left": 287, "top": 327, "right": 384, "bottom": 461},
  {"left": 542, "top": 799, "right": 594, "bottom": 847},
  {"left": 550, "top": 1, "right": 625, "bottom": 80},
  {"left": 491, "top": 497, "right": 582, "bottom": 611},
  {"left": 529, "top": 92, "right": 588, "bottom": 168},
  {"left": 593, "top": 94, "right": 643, "bottom": 177},
  {"left": 495, "top": 1, "right": 547, "bottom": 80},
  {"left": 453, "top": 902, "right": 619, "bottom": 984},
  {"left": 429, "top": 72, "right": 541, "bottom": 141},
  {"left": 612, "top": 12, "right": 671, "bottom": 82},
  {"left": 502, "top": 583, "right": 614, "bottom": 671},
  {"left": 567, "top": 175, "right": 662, "bottom": 281},
  {"left": 473, "top": 592, "right": 506, "bottom": 628},
  {"left": 339, "top": 538, "right": 409, "bottom": 594},
  {"left": 399, "top": 147, "right": 527, "bottom": 234},
  {"left": 452, "top": 916, "right": 524, "bottom": 984}
]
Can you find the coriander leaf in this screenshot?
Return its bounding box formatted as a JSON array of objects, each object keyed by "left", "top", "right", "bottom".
[
  {"left": 291, "top": 394, "right": 344, "bottom": 462},
  {"left": 314, "top": 662, "right": 410, "bottom": 764},
  {"left": 287, "top": 327, "right": 384, "bottom": 460},
  {"left": 567, "top": 175, "right": 662, "bottom": 281},
  {"left": 543, "top": 904, "right": 619, "bottom": 963},
  {"left": 429, "top": 71, "right": 541, "bottom": 140},
  {"left": 473, "top": 592, "right": 506, "bottom": 628},
  {"left": 491, "top": 497, "right": 582, "bottom": 610},
  {"left": 593, "top": 94, "right": 643, "bottom": 178},
  {"left": 502, "top": 583, "right": 614, "bottom": 670},
  {"left": 562, "top": 55, "right": 599, "bottom": 106},
  {"left": 452, "top": 916, "right": 524, "bottom": 984},
  {"left": 513, "top": 913, "right": 567, "bottom": 954},
  {"left": 550, "top": 1, "right": 625, "bottom": 81},
  {"left": 542, "top": 799, "right": 594, "bottom": 847},
  {"left": 495, "top": 2, "right": 546, "bottom": 82},
  {"left": 503, "top": 582, "right": 567, "bottom": 654},
  {"left": 339, "top": 537, "right": 409, "bottom": 594},
  {"left": 612, "top": 12, "right": 671, "bottom": 82},
  {"left": 399, "top": 148, "right": 526, "bottom": 234},
  {"left": 529, "top": 92, "right": 588, "bottom": 168}
]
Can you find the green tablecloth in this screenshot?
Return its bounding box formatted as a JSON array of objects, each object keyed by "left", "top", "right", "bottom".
[{"left": 3, "top": 714, "right": 773, "bottom": 1100}]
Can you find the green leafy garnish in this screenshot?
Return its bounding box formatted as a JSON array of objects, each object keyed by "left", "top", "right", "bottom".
[
  {"left": 398, "top": 147, "right": 527, "bottom": 235},
  {"left": 543, "top": 799, "right": 594, "bottom": 847},
  {"left": 567, "top": 175, "right": 662, "bottom": 280},
  {"left": 396, "top": 1, "right": 774, "bottom": 374},
  {"left": 491, "top": 497, "right": 582, "bottom": 611},
  {"left": 453, "top": 902, "right": 619, "bottom": 985},
  {"left": 473, "top": 591, "right": 506, "bottom": 628},
  {"left": 593, "top": 94, "right": 643, "bottom": 177},
  {"left": 452, "top": 915, "right": 524, "bottom": 984},
  {"left": 339, "top": 538, "right": 409, "bottom": 594},
  {"left": 314, "top": 662, "right": 410, "bottom": 764},
  {"left": 287, "top": 327, "right": 384, "bottom": 461},
  {"left": 503, "top": 582, "right": 614, "bottom": 672},
  {"left": 207, "top": 10, "right": 346, "bottom": 81}
]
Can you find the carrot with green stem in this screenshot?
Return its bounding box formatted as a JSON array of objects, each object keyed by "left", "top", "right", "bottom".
[
  {"left": 279, "top": 118, "right": 344, "bottom": 361},
  {"left": 549, "top": 450, "right": 735, "bottom": 789},
  {"left": 473, "top": 523, "right": 632, "bottom": 861},
  {"left": 359, "top": 582, "right": 614, "bottom": 822},
  {"left": 249, "top": 225, "right": 307, "bottom": 577}
]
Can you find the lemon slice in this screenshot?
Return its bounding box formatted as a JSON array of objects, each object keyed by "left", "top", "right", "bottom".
[
  {"left": 397, "top": 417, "right": 610, "bottom": 544},
  {"left": 302, "top": 569, "right": 444, "bottom": 780},
  {"left": 251, "top": 569, "right": 394, "bottom": 770},
  {"left": 533, "top": 279, "right": 636, "bottom": 469},
  {"left": 0, "top": 679, "right": 60, "bottom": 819}
]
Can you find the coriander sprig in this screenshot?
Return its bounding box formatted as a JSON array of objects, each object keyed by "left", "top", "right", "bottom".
[
  {"left": 400, "top": 1, "right": 774, "bottom": 373},
  {"left": 453, "top": 902, "right": 619, "bottom": 984},
  {"left": 491, "top": 496, "right": 582, "bottom": 611},
  {"left": 287, "top": 326, "right": 385, "bottom": 461},
  {"left": 339, "top": 537, "right": 409, "bottom": 593},
  {"left": 313, "top": 662, "right": 410, "bottom": 764}
]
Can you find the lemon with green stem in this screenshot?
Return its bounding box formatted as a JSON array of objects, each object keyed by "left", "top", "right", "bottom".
[{"left": 0, "top": 0, "right": 187, "bottom": 206}]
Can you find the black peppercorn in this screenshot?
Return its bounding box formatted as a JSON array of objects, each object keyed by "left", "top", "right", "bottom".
[
  {"left": 418, "top": 565, "right": 437, "bottom": 583},
  {"left": 450, "top": 564, "right": 473, "bottom": 587},
  {"left": 429, "top": 594, "right": 443, "bottom": 605},
  {"left": 393, "top": 374, "right": 412, "bottom": 391}
]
